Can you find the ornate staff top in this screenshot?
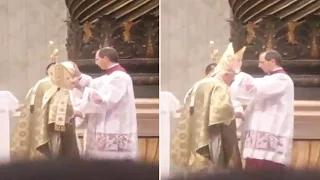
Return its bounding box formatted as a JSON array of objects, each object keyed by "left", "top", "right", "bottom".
[
  {"left": 209, "top": 41, "right": 219, "bottom": 63},
  {"left": 49, "top": 41, "right": 59, "bottom": 63}
]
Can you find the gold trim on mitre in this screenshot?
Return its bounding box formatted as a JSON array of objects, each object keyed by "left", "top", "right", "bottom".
[
  {"left": 205, "top": 42, "right": 234, "bottom": 78},
  {"left": 48, "top": 61, "right": 76, "bottom": 90},
  {"left": 214, "top": 42, "right": 235, "bottom": 72},
  {"left": 188, "top": 42, "right": 236, "bottom": 109}
]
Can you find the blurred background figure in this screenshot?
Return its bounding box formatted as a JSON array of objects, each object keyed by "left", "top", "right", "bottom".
[{"left": 205, "top": 63, "right": 217, "bottom": 76}]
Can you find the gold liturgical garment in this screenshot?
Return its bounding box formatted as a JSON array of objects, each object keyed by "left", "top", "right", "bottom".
[
  {"left": 10, "top": 78, "right": 79, "bottom": 161},
  {"left": 171, "top": 78, "right": 242, "bottom": 172}
]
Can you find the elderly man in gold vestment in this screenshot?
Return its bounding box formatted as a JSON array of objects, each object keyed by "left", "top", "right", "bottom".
[
  {"left": 10, "top": 48, "right": 80, "bottom": 161},
  {"left": 171, "top": 43, "right": 246, "bottom": 173}
]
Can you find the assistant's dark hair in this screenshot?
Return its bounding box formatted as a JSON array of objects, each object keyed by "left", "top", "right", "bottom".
[
  {"left": 98, "top": 47, "right": 120, "bottom": 63},
  {"left": 205, "top": 63, "right": 217, "bottom": 75},
  {"left": 0, "top": 159, "right": 159, "bottom": 180},
  {"left": 261, "top": 50, "right": 283, "bottom": 66},
  {"left": 45, "top": 62, "right": 56, "bottom": 75}
]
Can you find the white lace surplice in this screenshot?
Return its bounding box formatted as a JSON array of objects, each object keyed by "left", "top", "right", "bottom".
[
  {"left": 77, "top": 72, "right": 138, "bottom": 160},
  {"left": 231, "top": 72, "right": 294, "bottom": 165}
]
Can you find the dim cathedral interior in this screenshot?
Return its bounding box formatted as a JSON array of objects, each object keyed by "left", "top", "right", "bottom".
[
  {"left": 160, "top": 0, "right": 320, "bottom": 176},
  {"left": 0, "top": 0, "right": 319, "bottom": 176},
  {"left": 0, "top": 0, "right": 159, "bottom": 164}
]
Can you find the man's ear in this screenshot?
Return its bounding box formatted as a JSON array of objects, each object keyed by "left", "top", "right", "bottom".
[{"left": 223, "top": 72, "right": 229, "bottom": 77}]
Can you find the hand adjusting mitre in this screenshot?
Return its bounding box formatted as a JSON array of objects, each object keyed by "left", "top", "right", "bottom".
[
  {"left": 48, "top": 61, "right": 77, "bottom": 90},
  {"left": 188, "top": 43, "right": 246, "bottom": 111},
  {"left": 232, "top": 46, "right": 246, "bottom": 73}
]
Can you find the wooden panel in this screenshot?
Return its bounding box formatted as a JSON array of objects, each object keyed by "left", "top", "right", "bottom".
[
  {"left": 294, "top": 112, "right": 320, "bottom": 140},
  {"left": 136, "top": 98, "right": 159, "bottom": 137},
  {"left": 291, "top": 140, "right": 320, "bottom": 169},
  {"left": 135, "top": 98, "right": 159, "bottom": 109},
  {"left": 138, "top": 118, "right": 159, "bottom": 137},
  {"left": 138, "top": 137, "right": 159, "bottom": 163}
]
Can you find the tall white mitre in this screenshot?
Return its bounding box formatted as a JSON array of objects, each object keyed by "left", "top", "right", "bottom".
[
  {"left": 213, "top": 43, "right": 234, "bottom": 73},
  {"left": 189, "top": 43, "right": 246, "bottom": 108},
  {"left": 210, "top": 43, "right": 246, "bottom": 75}
]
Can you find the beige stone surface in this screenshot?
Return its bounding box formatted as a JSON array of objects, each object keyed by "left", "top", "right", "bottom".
[
  {"left": 160, "top": 0, "right": 231, "bottom": 102},
  {"left": 0, "top": 0, "right": 67, "bottom": 101}
]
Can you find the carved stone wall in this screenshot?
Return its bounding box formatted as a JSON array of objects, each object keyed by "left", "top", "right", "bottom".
[
  {"left": 65, "top": 1, "right": 159, "bottom": 98},
  {"left": 230, "top": 15, "right": 320, "bottom": 61},
  {"left": 228, "top": 1, "right": 320, "bottom": 99},
  {"left": 66, "top": 16, "right": 159, "bottom": 61}
]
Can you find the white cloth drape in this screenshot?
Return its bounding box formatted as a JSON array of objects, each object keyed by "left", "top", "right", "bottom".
[
  {"left": 0, "top": 91, "right": 19, "bottom": 163},
  {"left": 160, "top": 91, "right": 180, "bottom": 178}
]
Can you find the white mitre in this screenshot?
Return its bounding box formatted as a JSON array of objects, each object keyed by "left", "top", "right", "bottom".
[
  {"left": 208, "top": 42, "right": 235, "bottom": 76},
  {"left": 188, "top": 43, "right": 246, "bottom": 108},
  {"left": 47, "top": 61, "right": 77, "bottom": 90}
]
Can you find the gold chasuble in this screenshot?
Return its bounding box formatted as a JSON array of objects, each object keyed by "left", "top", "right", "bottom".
[
  {"left": 10, "top": 44, "right": 79, "bottom": 161},
  {"left": 171, "top": 79, "right": 242, "bottom": 172},
  {"left": 10, "top": 78, "right": 79, "bottom": 161},
  {"left": 171, "top": 42, "right": 244, "bottom": 173}
]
